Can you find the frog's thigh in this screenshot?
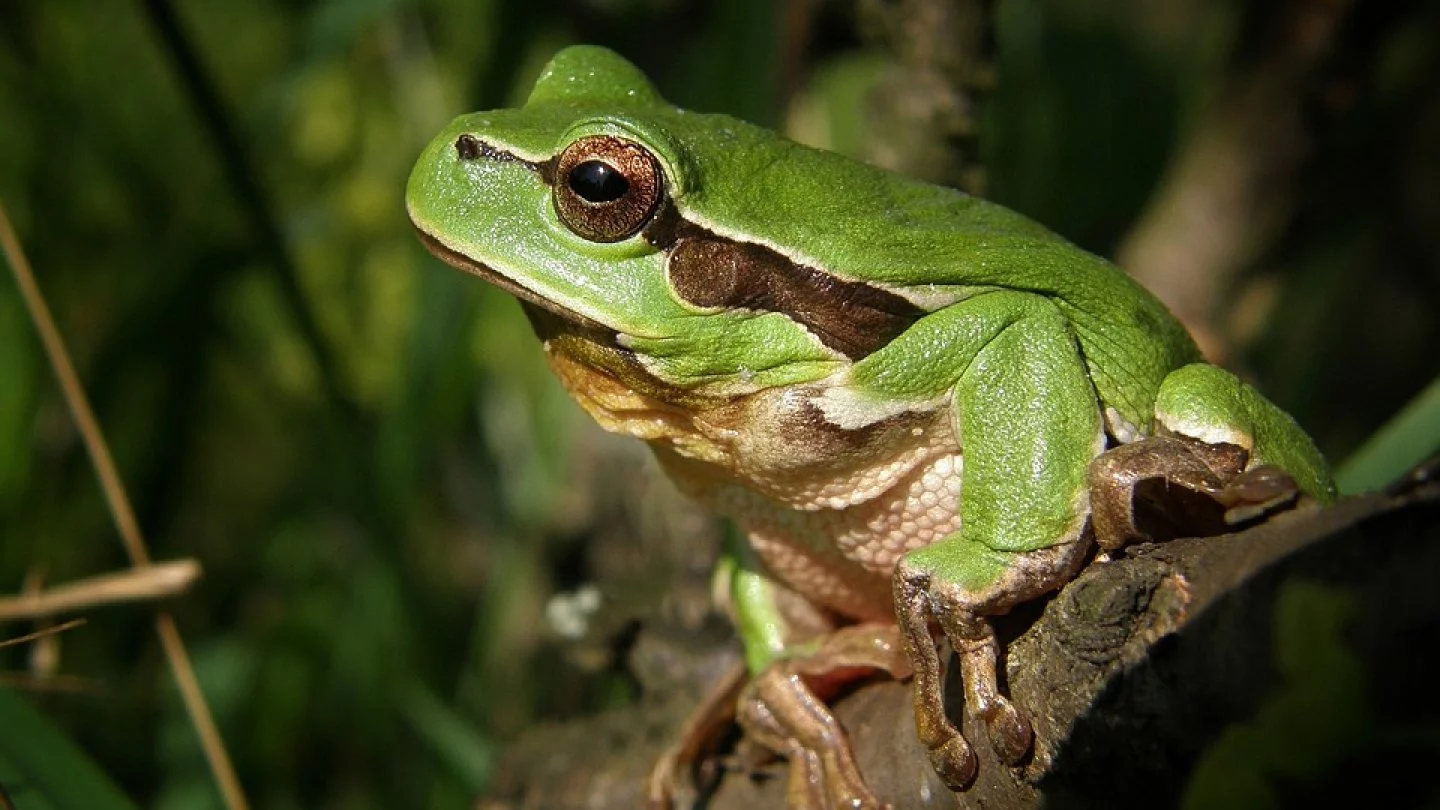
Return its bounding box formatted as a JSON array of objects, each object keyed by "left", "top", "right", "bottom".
[
  {"left": 1156, "top": 362, "right": 1333, "bottom": 501},
  {"left": 896, "top": 293, "right": 1103, "bottom": 781},
  {"left": 1154, "top": 362, "right": 1258, "bottom": 452}
]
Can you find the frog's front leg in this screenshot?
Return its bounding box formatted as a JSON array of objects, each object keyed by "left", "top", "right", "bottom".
[
  {"left": 887, "top": 292, "right": 1106, "bottom": 786},
  {"left": 895, "top": 540, "right": 1091, "bottom": 784}
]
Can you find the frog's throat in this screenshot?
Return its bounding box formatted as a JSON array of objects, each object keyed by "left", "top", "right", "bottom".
[
  {"left": 523, "top": 303, "right": 731, "bottom": 413},
  {"left": 413, "top": 226, "right": 617, "bottom": 341},
  {"left": 415, "top": 220, "right": 710, "bottom": 408}
]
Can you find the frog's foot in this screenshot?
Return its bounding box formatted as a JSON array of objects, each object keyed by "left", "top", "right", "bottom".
[
  {"left": 893, "top": 538, "right": 1091, "bottom": 789},
  {"left": 1213, "top": 464, "right": 1300, "bottom": 524},
  {"left": 1088, "top": 434, "right": 1300, "bottom": 551},
  {"left": 734, "top": 624, "right": 909, "bottom": 810},
  {"left": 940, "top": 612, "right": 1032, "bottom": 766}
]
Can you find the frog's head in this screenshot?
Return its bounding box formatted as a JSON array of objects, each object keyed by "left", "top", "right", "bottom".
[{"left": 407, "top": 46, "right": 921, "bottom": 398}]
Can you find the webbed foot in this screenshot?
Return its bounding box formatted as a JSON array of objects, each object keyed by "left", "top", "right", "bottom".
[
  {"left": 1088, "top": 434, "right": 1300, "bottom": 550},
  {"left": 733, "top": 624, "right": 910, "bottom": 810}
]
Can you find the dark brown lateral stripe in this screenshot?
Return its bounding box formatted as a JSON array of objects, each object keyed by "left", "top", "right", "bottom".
[
  {"left": 453, "top": 136, "right": 923, "bottom": 360},
  {"left": 645, "top": 203, "right": 924, "bottom": 361}
]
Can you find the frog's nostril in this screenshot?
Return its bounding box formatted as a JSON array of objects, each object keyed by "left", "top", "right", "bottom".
[{"left": 455, "top": 134, "right": 482, "bottom": 160}]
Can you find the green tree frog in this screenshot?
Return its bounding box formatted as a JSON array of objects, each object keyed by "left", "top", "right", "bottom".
[{"left": 407, "top": 45, "right": 1334, "bottom": 809}]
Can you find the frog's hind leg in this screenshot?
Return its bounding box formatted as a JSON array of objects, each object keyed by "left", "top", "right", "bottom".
[
  {"left": 646, "top": 619, "right": 907, "bottom": 810},
  {"left": 1154, "top": 362, "right": 1334, "bottom": 502},
  {"left": 711, "top": 532, "right": 913, "bottom": 809},
  {"left": 647, "top": 662, "right": 748, "bottom": 809},
  {"left": 1087, "top": 434, "right": 1296, "bottom": 550},
  {"left": 735, "top": 624, "right": 911, "bottom": 810},
  {"left": 1089, "top": 362, "right": 1335, "bottom": 551}
]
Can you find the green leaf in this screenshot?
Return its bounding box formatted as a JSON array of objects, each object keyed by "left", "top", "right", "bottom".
[
  {"left": 0, "top": 688, "right": 139, "bottom": 810},
  {"left": 1336, "top": 375, "right": 1440, "bottom": 495},
  {"left": 399, "top": 681, "right": 495, "bottom": 793}
]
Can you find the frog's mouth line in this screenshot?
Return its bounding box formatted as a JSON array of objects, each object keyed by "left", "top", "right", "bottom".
[{"left": 413, "top": 226, "right": 620, "bottom": 346}]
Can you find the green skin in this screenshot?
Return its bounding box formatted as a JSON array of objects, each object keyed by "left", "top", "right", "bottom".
[{"left": 408, "top": 46, "right": 1334, "bottom": 804}]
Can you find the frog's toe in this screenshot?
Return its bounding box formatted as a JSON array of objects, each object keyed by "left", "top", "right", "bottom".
[
  {"left": 781, "top": 745, "right": 828, "bottom": 810},
  {"left": 894, "top": 563, "right": 982, "bottom": 790},
  {"left": 981, "top": 700, "right": 1033, "bottom": 765},
  {"left": 1217, "top": 464, "right": 1299, "bottom": 523},
  {"left": 927, "top": 732, "right": 978, "bottom": 790},
  {"left": 776, "top": 731, "right": 890, "bottom": 810},
  {"left": 738, "top": 659, "right": 890, "bottom": 809}
]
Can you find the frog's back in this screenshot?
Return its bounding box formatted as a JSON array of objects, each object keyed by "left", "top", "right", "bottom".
[{"left": 675, "top": 116, "right": 1203, "bottom": 431}]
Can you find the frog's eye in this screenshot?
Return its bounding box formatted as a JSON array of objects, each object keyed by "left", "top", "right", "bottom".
[{"left": 552, "top": 135, "right": 663, "bottom": 243}]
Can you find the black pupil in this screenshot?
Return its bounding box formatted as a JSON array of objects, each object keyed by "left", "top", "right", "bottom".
[{"left": 568, "top": 160, "right": 629, "bottom": 203}]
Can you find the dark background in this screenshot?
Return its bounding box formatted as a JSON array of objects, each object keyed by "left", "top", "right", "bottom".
[{"left": 1, "top": 1, "right": 1436, "bottom": 807}]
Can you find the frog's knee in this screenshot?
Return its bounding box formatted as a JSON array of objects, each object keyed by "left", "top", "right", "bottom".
[
  {"left": 1155, "top": 363, "right": 1256, "bottom": 450},
  {"left": 1155, "top": 363, "right": 1335, "bottom": 502}
]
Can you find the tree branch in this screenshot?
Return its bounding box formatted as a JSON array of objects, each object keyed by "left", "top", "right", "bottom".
[{"left": 479, "top": 478, "right": 1439, "bottom": 809}]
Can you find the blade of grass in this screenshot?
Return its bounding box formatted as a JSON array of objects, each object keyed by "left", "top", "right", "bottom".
[
  {"left": 0, "top": 619, "right": 87, "bottom": 650},
  {"left": 1335, "top": 375, "right": 1440, "bottom": 495},
  {"left": 0, "top": 686, "right": 139, "bottom": 810},
  {"left": 400, "top": 680, "right": 496, "bottom": 793},
  {"left": 0, "top": 201, "right": 249, "bottom": 810}
]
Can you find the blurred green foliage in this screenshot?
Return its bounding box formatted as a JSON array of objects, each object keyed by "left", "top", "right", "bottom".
[
  {"left": 1181, "top": 580, "right": 1367, "bottom": 810},
  {"left": 0, "top": 1, "right": 1436, "bottom": 808},
  {"left": 0, "top": 685, "right": 139, "bottom": 810}
]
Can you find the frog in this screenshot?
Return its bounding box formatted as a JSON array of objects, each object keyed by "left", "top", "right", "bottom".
[{"left": 406, "top": 45, "right": 1335, "bottom": 809}]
